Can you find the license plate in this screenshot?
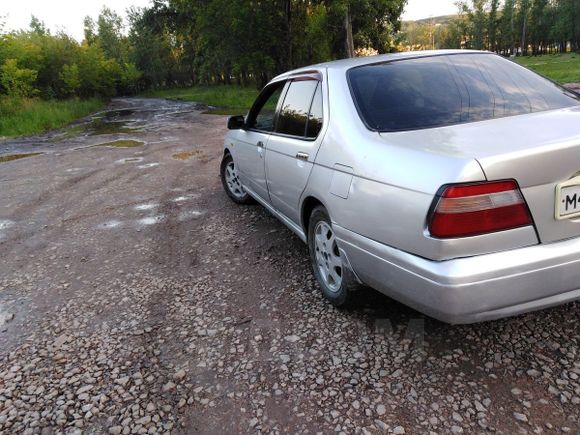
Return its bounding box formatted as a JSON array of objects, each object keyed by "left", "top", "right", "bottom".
[{"left": 556, "top": 176, "right": 580, "bottom": 220}]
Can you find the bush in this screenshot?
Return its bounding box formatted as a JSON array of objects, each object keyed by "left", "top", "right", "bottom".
[{"left": 0, "top": 59, "right": 38, "bottom": 97}]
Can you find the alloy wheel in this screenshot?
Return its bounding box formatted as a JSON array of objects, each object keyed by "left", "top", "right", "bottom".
[
  {"left": 313, "top": 221, "right": 342, "bottom": 292},
  {"left": 224, "top": 161, "right": 245, "bottom": 199}
]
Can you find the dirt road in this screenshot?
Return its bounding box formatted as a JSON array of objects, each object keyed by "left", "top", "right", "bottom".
[{"left": 0, "top": 98, "right": 578, "bottom": 434}]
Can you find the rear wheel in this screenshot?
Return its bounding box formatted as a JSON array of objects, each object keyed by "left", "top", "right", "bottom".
[
  {"left": 220, "top": 153, "right": 253, "bottom": 204},
  {"left": 308, "top": 206, "right": 358, "bottom": 306}
]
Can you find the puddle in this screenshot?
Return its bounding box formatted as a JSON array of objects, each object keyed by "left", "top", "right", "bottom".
[
  {"left": 137, "top": 163, "right": 160, "bottom": 169},
  {"left": 138, "top": 215, "right": 165, "bottom": 226},
  {"left": 93, "top": 140, "right": 144, "bottom": 148},
  {"left": 0, "top": 220, "right": 15, "bottom": 230},
  {"left": 172, "top": 194, "right": 199, "bottom": 203},
  {"left": 178, "top": 210, "right": 204, "bottom": 221},
  {"left": 172, "top": 150, "right": 200, "bottom": 160},
  {"left": 103, "top": 109, "right": 136, "bottom": 118},
  {"left": 0, "top": 153, "right": 43, "bottom": 163},
  {"left": 89, "top": 120, "right": 139, "bottom": 136},
  {"left": 0, "top": 304, "right": 15, "bottom": 327},
  {"left": 116, "top": 157, "right": 144, "bottom": 164},
  {"left": 134, "top": 203, "right": 159, "bottom": 211},
  {"left": 55, "top": 116, "right": 141, "bottom": 140},
  {"left": 97, "top": 220, "right": 123, "bottom": 229}
]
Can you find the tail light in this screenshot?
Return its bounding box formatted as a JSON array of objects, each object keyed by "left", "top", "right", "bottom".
[{"left": 428, "top": 180, "right": 533, "bottom": 239}]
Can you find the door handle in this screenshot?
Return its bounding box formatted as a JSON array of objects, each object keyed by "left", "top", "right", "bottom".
[
  {"left": 296, "top": 152, "right": 309, "bottom": 161},
  {"left": 256, "top": 141, "right": 264, "bottom": 157}
]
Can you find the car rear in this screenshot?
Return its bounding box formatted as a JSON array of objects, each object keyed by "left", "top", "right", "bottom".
[{"left": 334, "top": 51, "right": 580, "bottom": 322}]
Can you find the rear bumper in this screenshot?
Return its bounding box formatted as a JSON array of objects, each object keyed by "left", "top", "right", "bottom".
[{"left": 335, "top": 225, "right": 580, "bottom": 324}]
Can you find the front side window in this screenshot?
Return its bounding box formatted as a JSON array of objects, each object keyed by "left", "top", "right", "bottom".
[
  {"left": 247, "top": 81, "right": 285, "bottom": 132},
  {"left": 276, "top": 79, "right": 319, "bottom": 137},
  {"left": 348, "top": 53, "right": 580, "bottom": 132}
]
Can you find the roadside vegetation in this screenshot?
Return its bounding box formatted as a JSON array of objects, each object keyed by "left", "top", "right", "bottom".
[
  {"left": 516, "top": 53, "right": 580, "bottom": 84},
  {"left": 401, "top": 1, "right": 579, "bottom": 55},
  {"left": 1, "top": 1, "right": 579, "bottom": 137},
  {"left": 1, "top": 2, "right": 406, "bottom": 137},
  {"left": 143, "top": 85, "right": 258, "bottom": 114},
  {"left": 0, "top": 98, "right": 103, "bottom": 137}
]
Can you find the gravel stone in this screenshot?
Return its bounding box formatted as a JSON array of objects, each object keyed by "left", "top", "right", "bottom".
[{"left": 0, "top": 97, "right": 577, "bottom": 435}]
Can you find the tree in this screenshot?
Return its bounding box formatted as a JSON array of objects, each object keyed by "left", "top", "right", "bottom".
[
  {"left": 96, "top": 7, "right": 128, "bottom": 63},
  {"left": 1, "top": 0, "right": 409, "bottom": 98},
  {"left": 518, "top": 0, "right": 531, "bottom": 55},
  {"left": 488, "top": 0, "right": 500, "bottom": 51},
  {"left": 29, "top": 16, "right": 49, "bottom": 35},
  {"left": 59, "top": 63, "right": 80, "bottom": 97},
  {"left": 500, "top": 0, "right": 517, "bottom": 55},
  {"left": 0, "top": 59, "right": 38, "bottom": 97},
  {"left": 83, "top": 17, "right": 97, "bottom": 45}
]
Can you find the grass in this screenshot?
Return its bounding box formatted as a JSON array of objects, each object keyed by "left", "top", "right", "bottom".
[
  {"left": 142, "top": 85, "right": 258, "bottom": 115},
  {"left": 172, "top": 150, "right": 200, "bottom": 160},
  {"left": 0, "top": 97, "right": 105, "bottom": 138},
  {"left": 516, "top": 53, "right": 580, "bottom": 84},
  {"left": 0, "top": 153, "right": 43, "bottom": 163}
]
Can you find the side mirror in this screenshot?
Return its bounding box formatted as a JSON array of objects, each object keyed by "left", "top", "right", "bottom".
[{"left": 227, "top": 115, "right": 245, "bottom": 130}]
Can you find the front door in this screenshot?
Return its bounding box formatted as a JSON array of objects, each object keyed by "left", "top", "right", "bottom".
[
  {"left": 265, "top": 78, "right": 325, "bottom": 223},
  {"left": 235, "top": 82, "right": 286, "bottom": 202}
]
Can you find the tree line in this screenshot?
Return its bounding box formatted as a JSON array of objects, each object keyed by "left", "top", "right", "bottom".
[
  {"left": 0, "top": 13, "right": 141, "bottom": 100},
  {"left": 401, "top": 0, "right": 580, "bottom": 56},
  {"left": 129, "top": 0, "right": 405, "bottom": 88},
  {"left": 0, "top": 0, "right": 406, "bottom": 101}
]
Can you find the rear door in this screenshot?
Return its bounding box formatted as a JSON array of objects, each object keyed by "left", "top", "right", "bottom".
[
  {"left": 235, "top": 81, "right": 286, "bottom": 202},
  {"left": 265, "top": 77, "right": 325, "bottom": 223}
]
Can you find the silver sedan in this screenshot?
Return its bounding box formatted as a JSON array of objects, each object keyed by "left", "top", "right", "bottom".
[{"left": 220, "top": 50, "right": 580, "bottom": 324}]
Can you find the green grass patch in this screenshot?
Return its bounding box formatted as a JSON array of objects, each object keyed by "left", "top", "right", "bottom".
[
  {"left": 516, "top": 53, "right": 580, "bottom": 84},
  {"left": 56, "top": 124, "right": 87, "bottom": 140},
  {"left": 0, "top": 97, "right": 105, "bottom": 138},
  {"left": 93, "top": 140, "right": 144, "bottom": 148},
  {"left": 0, "top": 153, "right": 43, "bottom": 163},
  {"left": 142, "top": 85, "right": 258, "bottom": 114},
  {"left": 172, "top": 150, "right": 200, "bottom": 160}
]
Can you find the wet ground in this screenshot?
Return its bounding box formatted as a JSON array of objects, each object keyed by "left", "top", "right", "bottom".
[{"left": 0, "top": 98, "right": 578, "bottom": 434}]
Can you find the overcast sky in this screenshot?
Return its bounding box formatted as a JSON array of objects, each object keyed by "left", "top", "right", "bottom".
[{"left": 2, "top": 0, "right": 458, "bottom": 41}]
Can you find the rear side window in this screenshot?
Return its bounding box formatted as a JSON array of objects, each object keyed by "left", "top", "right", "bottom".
[
  {"left": 276, "top": 79, "right": 322, "bottom": 138},
  {"left": 348, "top": 53, "right": 580, "bottom": 132},
  {"left": 306, "top": 83, "right": 323, "bottom": 138}
]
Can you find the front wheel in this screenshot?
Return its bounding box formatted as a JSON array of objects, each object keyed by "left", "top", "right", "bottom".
[
  {"left": 308, "top": 206, "right": 358, "bottom": 306},
  {"left": 220, "top": 153, "right": 253, "bottom": 204}
]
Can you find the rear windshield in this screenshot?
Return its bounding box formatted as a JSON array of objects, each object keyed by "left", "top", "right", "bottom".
[{"left": 348, "top": 53, "right": 580, "bottom": 132}]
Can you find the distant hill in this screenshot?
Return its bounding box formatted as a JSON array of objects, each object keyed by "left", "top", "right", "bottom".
[{"left": 403, "top": 15, "right": 459, "bottom": 25}]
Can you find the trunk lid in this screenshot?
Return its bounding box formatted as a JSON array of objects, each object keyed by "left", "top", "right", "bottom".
[{"left": 380, "top": 106, "right": 580, "bottom": 243}]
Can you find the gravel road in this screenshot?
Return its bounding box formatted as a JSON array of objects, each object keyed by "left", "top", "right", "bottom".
[{"left": 0, "top": 98, "right": 578, "bottom": 434}]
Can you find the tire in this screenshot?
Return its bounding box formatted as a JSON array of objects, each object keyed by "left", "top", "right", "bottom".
[
  {"left": 220, "top": 153, "right": 253, "bottom": 204},
  {"left": 308, "top": 206, "right": 358, "bottom": 306}
]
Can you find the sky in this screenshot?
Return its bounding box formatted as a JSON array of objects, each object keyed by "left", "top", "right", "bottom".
[
  {"left": 2, "top": 0, "right": 458, "bottom": 41},
  {"left": 1, "top": 0, "right": 151, "bottom": 40},
  {"left": 402, "top": 0, "right": 459, "bottom": 21}
]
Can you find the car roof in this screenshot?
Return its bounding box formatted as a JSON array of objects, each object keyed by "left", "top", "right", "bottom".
[{"left": 271, "top": 49, "right": 487, "bottom": 81}]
